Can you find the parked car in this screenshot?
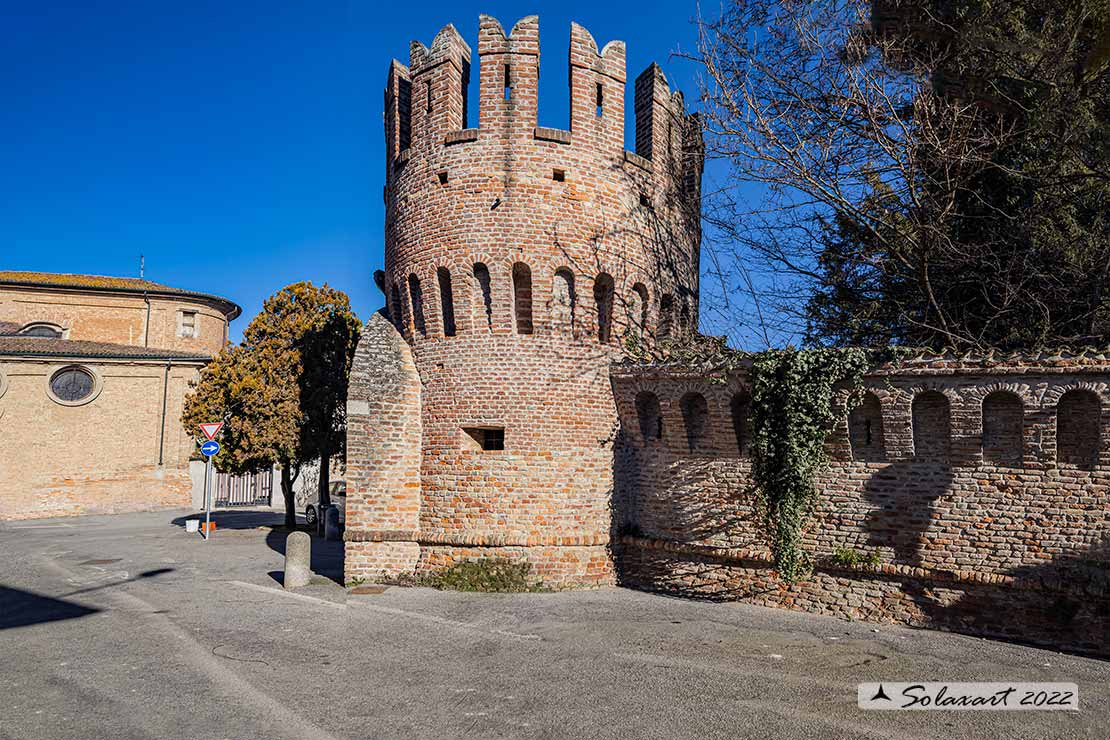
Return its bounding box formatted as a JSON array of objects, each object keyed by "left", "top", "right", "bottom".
[{"left": 304, "top": 481, "right": 345, "bottom": 528}]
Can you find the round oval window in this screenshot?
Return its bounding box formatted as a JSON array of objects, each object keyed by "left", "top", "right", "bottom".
[{"left": 50, "top": 367, "right": 96, "bottom": 403}]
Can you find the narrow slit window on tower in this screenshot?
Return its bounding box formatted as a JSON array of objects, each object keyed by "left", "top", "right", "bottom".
[
  {"left": 552, "top": 169, "right": 565, "bottom": 182},
  {"left": 504, "top": 64, "right": 512, "bottom": 100},
  {"left": 594, "top": 273, "right": 615, "bottom": 343},
  {"left": 512, "top": 262, "right": 533, "bottom": 335},
  {"left": 630, "top": 283, "right": 649, "bottom": 337},
  {"left": 426, "top": 80, "right": 432, "bottom": 112},
  {"left": 553, "top": 267, "right": 576, "bottom": 329},
  {"left": 472, "top": 262, "right": 493, "bottom": 330},
  {"left": 389, "top": 282, "right": 403, "bottom": 331},
  {"left": 464, "top": 427, "right": 505, "bottom": 452},
  {"left": 438, "top": 171, "right": 448, "bottom": 185},
  {"left": 408, "top": 273, "right": 427, "bottom": 337},
  {"left": 595, "top": 83, "right": 604, "bottom": 117},
  {"left": 658, "top": 293, "right": 674, "bottom": 338},
  {"left": 437, "top": 267, "right": 456, "bottom": 337}
]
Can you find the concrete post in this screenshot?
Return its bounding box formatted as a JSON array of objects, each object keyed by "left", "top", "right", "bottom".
[
  {"left": 284, "top": 531, "right": 312, "bottom": 589},
  {"left": 325, "top": 505, "right": 341, "bottom": 542}
]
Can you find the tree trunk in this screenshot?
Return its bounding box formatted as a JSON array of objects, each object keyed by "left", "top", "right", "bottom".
[
  {"left": 318, "top": 453, "right": 331, "bottom": 510},
  {"left": 281, "top": 462, "right": 296, "bottom": 530}
]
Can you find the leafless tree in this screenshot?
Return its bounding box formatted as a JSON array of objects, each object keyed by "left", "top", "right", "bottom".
[{"left": 688, "top": 0, "right": 1025, "bottom": 348}]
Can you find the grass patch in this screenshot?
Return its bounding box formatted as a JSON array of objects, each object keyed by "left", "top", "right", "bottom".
[
  {"left": 830, "top": 546, "right": 882, "bottom": 568},
  {"left": 418, "top": 559, "right": 548, "bottom": 593}
]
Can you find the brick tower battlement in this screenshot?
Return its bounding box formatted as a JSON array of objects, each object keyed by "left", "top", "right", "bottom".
[{"left": 345, "top": 15, "right": 704, "bottom": 586}]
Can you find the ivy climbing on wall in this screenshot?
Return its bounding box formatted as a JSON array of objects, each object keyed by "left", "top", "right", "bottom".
[
  {"left": 747, "top": 348, "right": 872, "bottom": 582},
  {"left": 622, "top": 334, "right": 907, "bottom": 583}
]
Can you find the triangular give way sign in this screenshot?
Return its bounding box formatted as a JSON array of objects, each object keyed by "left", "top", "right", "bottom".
[{"left": 199, "top": 422, "right": 224, "bottom": 441}]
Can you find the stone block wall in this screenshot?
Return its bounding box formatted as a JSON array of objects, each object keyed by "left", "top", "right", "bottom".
[
  {"left": 344, "top": 312, "right": 424, "bottom": 583},
  {"left": 611, "top": 353, "right": 1110, "bottom": 655}
]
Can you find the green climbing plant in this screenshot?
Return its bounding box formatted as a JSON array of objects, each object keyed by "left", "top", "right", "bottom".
[
  {"left": 622, "top": 333, "right": 912, "bottom": 583},
  {"left": 747, "top": 348, "right": 872, "bottom": 583}
]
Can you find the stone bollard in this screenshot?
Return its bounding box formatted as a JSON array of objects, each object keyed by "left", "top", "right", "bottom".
[
  {"left": 284, "top": 531, "right": 312, "bottom": 589},
  {"left": 325, "top": 505, "right": 341, "bottom": 542}
]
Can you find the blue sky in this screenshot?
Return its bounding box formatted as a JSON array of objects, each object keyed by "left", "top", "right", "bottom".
[{"left": 2, "top": 1, "right": 708, "bottom": 341}]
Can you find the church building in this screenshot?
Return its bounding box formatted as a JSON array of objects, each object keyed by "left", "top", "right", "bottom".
[{"left": 0, "top": 271, "right": 240, "bottom": 519}]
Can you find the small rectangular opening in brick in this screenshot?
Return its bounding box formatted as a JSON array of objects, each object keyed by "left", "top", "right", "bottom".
[
  {"left": 437, "top": 171, "right": 448, "bottom": 185},
  {"left": 463, "top": 427, "right": 505, "bottom": 451},
  {"left": 552, "top": 169, "right": 565, "bottom": 182},
  {"left": 639, "top": 193, "right": 652, "bottom": 208}
]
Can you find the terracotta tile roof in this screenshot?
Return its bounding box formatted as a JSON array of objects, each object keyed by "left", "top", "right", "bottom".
[
  {"left": 0, "top": 336, "right": 212, "bottom": 361},
  {"left": 0, "top": 271, "right": 241, "bottom": 319}
]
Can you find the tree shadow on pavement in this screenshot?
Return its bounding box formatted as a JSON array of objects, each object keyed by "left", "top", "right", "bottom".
[
  {"left": 0, "top": 586, "right": 98, "bottom": 630},
  {"left": 169, "top": 510, "right": 292, "bottom": 531}
]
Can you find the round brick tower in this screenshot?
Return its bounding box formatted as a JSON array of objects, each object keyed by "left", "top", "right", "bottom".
[{"left": 344, "top": 15, "right": 703, "bottom": 587}]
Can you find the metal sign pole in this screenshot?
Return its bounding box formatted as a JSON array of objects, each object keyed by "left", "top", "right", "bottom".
[
  {"left": 203, "top": 454, "right": 213, "bottom": 540},
  {"left": 196, "top": 421, "right": 224, "bottom": 541}
]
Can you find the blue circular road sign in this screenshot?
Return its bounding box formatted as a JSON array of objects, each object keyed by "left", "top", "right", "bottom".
[{"left": 200, "top": 440, "right": 221, "bottom": 457}]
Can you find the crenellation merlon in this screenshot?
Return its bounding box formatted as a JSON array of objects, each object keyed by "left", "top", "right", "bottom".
[
  {"left": 478, "top": 15, "right": 540, "bottom": 133},
  {"left": 477, "top": 14, "right": 540, "bottom": 56},
  {"left": 408, "top": 24, "right": 472, "bottom": 153},
  {"left": 409, "top": 24, "right": 472, "bottom": 76},
  {"left": 568, "top": 22, "right": 625, "bottom": 143},
  {"left": 386, "top": 14, "right": 702, "bottom": 185},
  {"left": 384, "top": 60, "right": 412, "bottom": 180}
]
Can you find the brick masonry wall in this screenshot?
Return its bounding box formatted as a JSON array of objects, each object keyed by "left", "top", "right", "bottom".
[
  {"left": 611, "top": 358, "right": 1110, "bottom": 654},
  {"left": 0, "top": 358, "right": 203, "bottom": 519},
  {"left": 0, "top": 286, "right": 229, "bottom": 355},
  {"left": 347, "top": 15, "right": 703, "bottom": 585}
]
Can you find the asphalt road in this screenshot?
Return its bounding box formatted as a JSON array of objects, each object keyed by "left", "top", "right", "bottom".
[{"left": 1, "top": 509, "right": 1107, "bottom": 740}]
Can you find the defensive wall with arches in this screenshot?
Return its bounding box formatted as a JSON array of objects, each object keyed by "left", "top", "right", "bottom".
[{"left": 612, "top": 350, "right": 1110, "bottom": 654}]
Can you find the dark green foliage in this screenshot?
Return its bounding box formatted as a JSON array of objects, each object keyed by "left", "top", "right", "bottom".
[
  {"left": 748, "top": 348, "right": 873, "bottom": 581},
  {"left": 807, "top": 0, "right": 1110, "bottom": 349},
  {"left": 182, "top": 282, "right": 360, "bottom": 528}
]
